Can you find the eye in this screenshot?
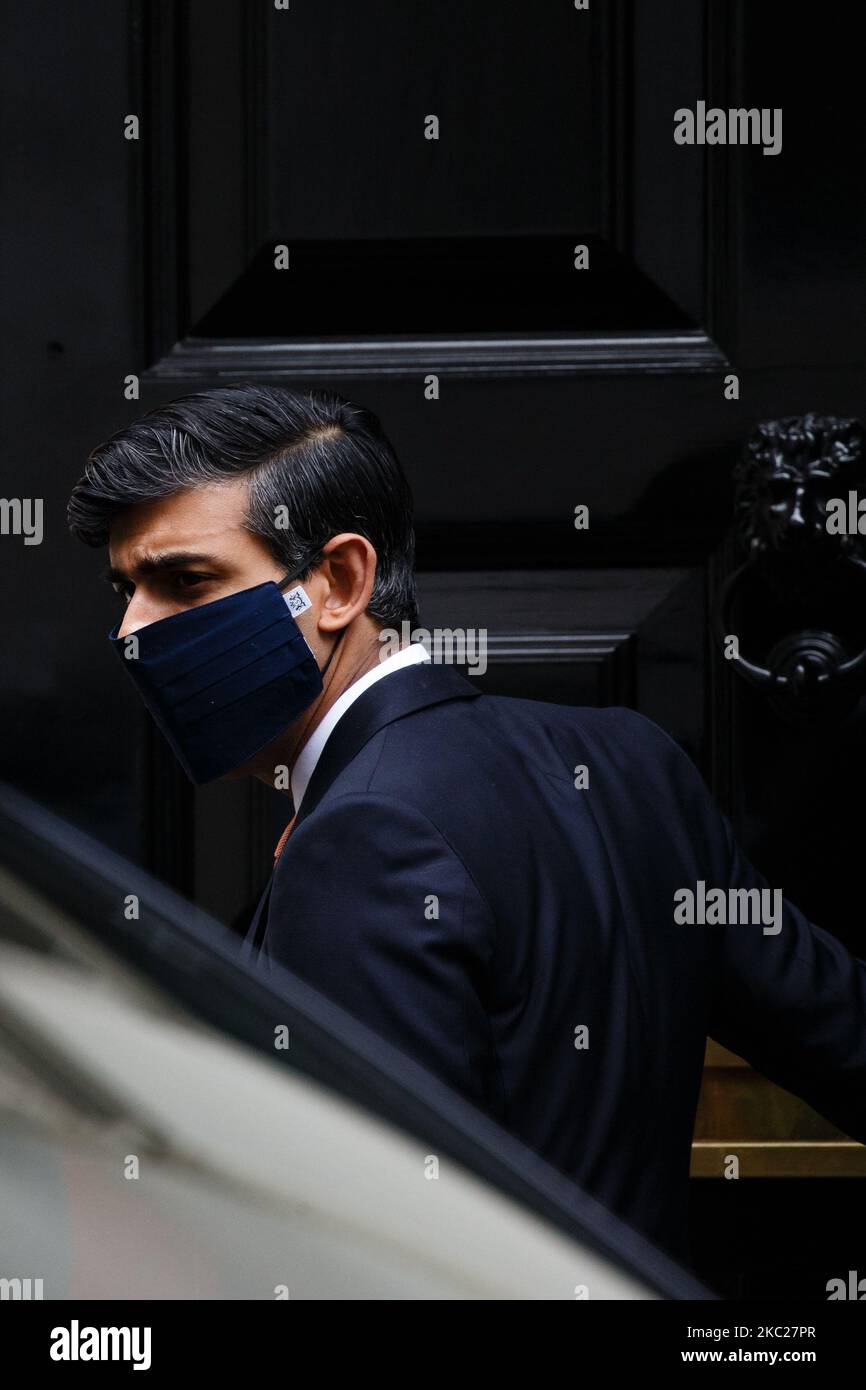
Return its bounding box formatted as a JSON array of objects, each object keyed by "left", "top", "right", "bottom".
[{"left": 171, "top": 571, "right": 214, "bottom": 594}]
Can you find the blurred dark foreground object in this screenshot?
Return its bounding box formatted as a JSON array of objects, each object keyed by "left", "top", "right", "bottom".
[{"left": 0, "top": 782, "right": 713, "bottom": 1300}]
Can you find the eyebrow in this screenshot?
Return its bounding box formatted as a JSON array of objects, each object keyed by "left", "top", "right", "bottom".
[{"left": 103, "top": 551, "right": 221, "bottom": 585}]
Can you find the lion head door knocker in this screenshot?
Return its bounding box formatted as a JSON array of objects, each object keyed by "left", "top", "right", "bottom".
[{"left": 717, "top": 412, "right": 866, "bottom": 724}]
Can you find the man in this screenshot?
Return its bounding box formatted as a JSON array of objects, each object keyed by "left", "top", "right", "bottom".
[{"left": 68, "top": 382, "right": 866, "bottom": 1265}]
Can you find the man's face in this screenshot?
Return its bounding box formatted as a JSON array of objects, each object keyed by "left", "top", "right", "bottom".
[{"left": 108, "top": 479, "right": 287, "bottom": 637}]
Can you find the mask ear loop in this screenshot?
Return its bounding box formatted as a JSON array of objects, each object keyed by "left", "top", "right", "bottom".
[
  {"left": 276, "top": 559, "right": 346, "bottom": 678},
  {"left": 275, "top": 554, "right": 320, "bottom": 592},
  {"left": 319, "top": 623, "right": 346, "bottom": 677}
]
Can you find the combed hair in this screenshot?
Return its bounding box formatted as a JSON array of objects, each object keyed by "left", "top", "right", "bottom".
[{"left": 67, "top": 383, "right": 418, "bottom": 627}]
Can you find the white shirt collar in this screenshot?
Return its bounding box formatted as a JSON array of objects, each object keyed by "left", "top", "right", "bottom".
[{"left": 290, "top": 642, "right": 431, "bottom": 813}]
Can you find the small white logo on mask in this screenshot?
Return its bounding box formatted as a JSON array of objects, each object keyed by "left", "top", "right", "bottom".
[{"left": 284, "top": 586, "right": 312, "bottom": 618}]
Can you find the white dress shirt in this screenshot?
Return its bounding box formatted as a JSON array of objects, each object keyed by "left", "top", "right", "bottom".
[{"left": 290, "top": 641, "right": 431, "bottom": 813}]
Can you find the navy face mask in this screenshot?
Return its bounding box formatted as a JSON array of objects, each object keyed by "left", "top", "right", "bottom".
[{"left": 108, "top": 561, "right": 342, "bottom": 785}]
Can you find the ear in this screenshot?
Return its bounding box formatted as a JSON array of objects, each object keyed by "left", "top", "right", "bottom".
[{"left": 315, "top": 533, "right": 377, "bottom": 632}]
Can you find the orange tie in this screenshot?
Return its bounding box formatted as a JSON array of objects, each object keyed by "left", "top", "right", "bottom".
[{"left": 274, "top": 814, "right": 297, "bottom": 863}]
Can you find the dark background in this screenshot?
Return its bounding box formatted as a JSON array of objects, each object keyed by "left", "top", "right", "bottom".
[{"left": 1, "top": 0, "right": 865, "bottom": 1298}]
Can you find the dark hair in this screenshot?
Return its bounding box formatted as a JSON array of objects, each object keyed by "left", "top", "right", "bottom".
[{"left": 68, "top": 383, "right": 418, "bottom": 627}]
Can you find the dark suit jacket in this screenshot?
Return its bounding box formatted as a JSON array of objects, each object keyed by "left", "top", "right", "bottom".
[{"left": 245, "top": 662, "right": 866, "bottom": 1262}]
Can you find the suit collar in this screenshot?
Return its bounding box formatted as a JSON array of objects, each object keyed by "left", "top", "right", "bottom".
[
  {"left": 293, "top": 661, "right": 481, "bottom": 829},
  {"left": 290, "top": 641, "right": 429, "bottom": 812}
]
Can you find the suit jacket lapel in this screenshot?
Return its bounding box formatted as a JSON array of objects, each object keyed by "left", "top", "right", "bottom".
[{"left": 293, "top": 662, "right": 481, "bottom": 831}]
